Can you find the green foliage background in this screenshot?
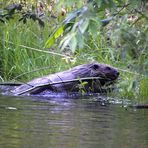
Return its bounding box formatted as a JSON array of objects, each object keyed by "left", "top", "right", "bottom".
[{"left": 0, "top": 0, "right": 148, "bottom": 101}]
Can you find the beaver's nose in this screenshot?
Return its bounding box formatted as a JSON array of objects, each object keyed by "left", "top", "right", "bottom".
[
  {"left": 114, "top": 70, "right": 119, "bottom": 78},
  {"left": 115, "top": 71, "right": 120, "bottom": 77},
  {"left": 116, "top": 71, "right": 119, "bottom": 76}
]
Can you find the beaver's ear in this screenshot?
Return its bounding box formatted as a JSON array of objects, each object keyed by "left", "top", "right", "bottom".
[
  {"left": 92, "top": 64, "right": 100, "bottom": 70},
  {"left": 105, "top": 66, "right": 112, "bottom": 70}
]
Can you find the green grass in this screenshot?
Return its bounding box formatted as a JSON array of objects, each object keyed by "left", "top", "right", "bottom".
[{"left": 0, "top": 19, "right": 72, "bottom": 81}]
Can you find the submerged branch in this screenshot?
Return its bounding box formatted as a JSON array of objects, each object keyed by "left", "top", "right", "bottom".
[{"left": 14, "top": 77, "right": 112, "bottom": 95}]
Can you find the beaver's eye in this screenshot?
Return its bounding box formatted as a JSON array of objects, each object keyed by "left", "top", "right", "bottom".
[
  {"left": 93, "top": 64, "right": 100, "bottom": 70},
  {"left": 105, "top": 66, "right": 111, "bottom": 70}
]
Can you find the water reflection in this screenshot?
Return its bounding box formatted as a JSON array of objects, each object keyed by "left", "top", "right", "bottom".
[{"left": 0, "top": 95, "right": 148, "bottom": 148}]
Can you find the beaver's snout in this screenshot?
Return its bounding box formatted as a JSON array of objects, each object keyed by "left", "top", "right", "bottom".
[
  {"left": 112, "top": 70, "right": 119, "bottom": 80},
  {"left": 115, "top": 70, "right": 120, "bottom": 77}
]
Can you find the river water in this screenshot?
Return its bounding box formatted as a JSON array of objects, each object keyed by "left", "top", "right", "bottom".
[{"left": 0, "top": 95, "right": 147, "bottom": 148}]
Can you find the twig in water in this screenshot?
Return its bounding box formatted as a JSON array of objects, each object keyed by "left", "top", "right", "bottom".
[{"left": 15, "top": 77, "right": 111, "bottom": 95}]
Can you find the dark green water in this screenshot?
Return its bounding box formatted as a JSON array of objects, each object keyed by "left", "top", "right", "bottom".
[{"left": 0, "top": 95, "right": 148, "bottom": 148}]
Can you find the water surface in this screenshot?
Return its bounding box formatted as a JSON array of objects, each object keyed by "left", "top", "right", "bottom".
[{"left": 0, "top": 95, "right": 147, "bottom": 148}]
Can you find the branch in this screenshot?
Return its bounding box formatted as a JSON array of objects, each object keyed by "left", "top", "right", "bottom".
[
  {"left": 2, "top": 40, "right": 71, "bottom": 58},
  {"left": 14, "top": 76, "right": 112, "bottom": 95}
]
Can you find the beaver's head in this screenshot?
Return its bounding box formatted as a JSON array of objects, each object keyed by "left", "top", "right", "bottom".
[
  {"left": 89, "top": 63, "right": 119, "bottom": 81},
  {"left": 71, "top": 62, "right": 119, "bottom": 82}
]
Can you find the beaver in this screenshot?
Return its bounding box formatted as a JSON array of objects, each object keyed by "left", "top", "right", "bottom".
[{"left": 12, "top": 62, "right": 119, "bottom": 95}]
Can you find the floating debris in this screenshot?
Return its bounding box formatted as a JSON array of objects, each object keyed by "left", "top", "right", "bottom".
[{"left": 5, "top": 106, "right": 17, "bottom": 110}]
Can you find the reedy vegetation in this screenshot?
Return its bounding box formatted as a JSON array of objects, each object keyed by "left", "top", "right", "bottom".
[{"left": 0, "top": 0, "right": 147, "bottom": 101}]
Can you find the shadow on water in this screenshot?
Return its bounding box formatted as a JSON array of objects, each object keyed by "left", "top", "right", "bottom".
[{"left": 0, "top": 94, "right": 148, "bottom": 148}]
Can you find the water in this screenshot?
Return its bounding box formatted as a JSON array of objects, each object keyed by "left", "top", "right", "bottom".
[{"left": 0, "top": 95, "right": 148, "bottom": 148}]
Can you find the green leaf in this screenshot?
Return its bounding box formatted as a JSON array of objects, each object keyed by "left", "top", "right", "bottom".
[
  {"left": 79, "top": 18, "right": 89, "bottom": 34},
  {"left": 130, "top": 0, "right": 141, "bottom": 9},
  {"left": 45, "top": 25, "right": 63, "bottom": 48},
  {"left": 69, "top": 35, "right": 77, "bottom": 53},
  {"left": 89, "top": 19, "right": 99, "bottom": 37},
  {"left": 60, "top": 34, "right": 73, "bottom": 51},
  {"left": 77, "top": 31, "right": 84, "bottom": 48},
  {"left": 54, "top": 25, "right": 64, "bottom": 39},
  {"left": 45, "top": 36, "right": 55, "bottom": 48},
  {"left": 101, "top": 17, "right": 112, "bottom": 26},
  {"left": 65, "top": 12, "right": 77, "bottom": 24}
]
